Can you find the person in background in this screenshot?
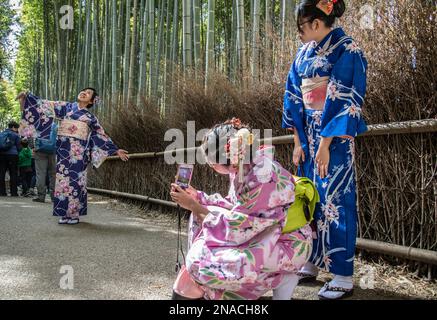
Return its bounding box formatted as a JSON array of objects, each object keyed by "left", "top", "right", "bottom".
[
  {"left": 18, "top": 138, "right": 33, "bottom": 197},
  {"left": 0, "top": 121, "right": 22, "bottom": 197},
  {"left": 28, "top": 137, "right": 37, "bottom": 196},
  {"left": 33, "top": 123, "right": 57, "bottom": 203}
]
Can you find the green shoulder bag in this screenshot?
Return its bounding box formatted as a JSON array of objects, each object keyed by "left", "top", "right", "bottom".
[{"left": 282, "top": 176, "right": 320, "bottom": 234}]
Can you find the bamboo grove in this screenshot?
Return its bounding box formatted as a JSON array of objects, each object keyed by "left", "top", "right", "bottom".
[
  {"left": 10, "top": 0, "right": 437, "bottom": 276},
  {"left": 14, "top": 0, "right": 301, "bottom": 121}
]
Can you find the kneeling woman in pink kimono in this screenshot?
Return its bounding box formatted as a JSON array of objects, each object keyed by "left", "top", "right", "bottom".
[{"left": 170, "top": 119, "right": 313, "bottom": 300}]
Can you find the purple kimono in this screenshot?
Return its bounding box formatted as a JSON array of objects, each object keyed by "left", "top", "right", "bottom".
[
  {"left": 19, "top": 93, "right": 118, "bottom": 218},
  {"left": 186, "top": 146, "right": 313, "bottom": 300}
]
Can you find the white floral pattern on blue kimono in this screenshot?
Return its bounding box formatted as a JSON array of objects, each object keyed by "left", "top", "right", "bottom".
[
  {"left": 281, "top": 27, "right": 368, "bottom": 276},
  {"left": 20, "top": 93, "right": 119, "bottom": 219}
]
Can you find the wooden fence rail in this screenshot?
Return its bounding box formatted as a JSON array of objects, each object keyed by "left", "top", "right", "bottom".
[
  {"left": 90, "top": 118, "right": 437, "bottom": 265},
  {"left": 104, "top": 119, "right": 437, "bottom": 161},
  {"left": 88, "top": 187, "right": 437, "bottom": 265}
]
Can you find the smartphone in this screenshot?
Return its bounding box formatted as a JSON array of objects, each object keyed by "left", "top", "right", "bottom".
[{"left": 175, "top": 164, "right": 194, "bottom": 189}]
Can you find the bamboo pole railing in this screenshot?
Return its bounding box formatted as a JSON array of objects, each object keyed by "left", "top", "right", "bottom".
[
  {"left": 90, "top": 118, "right": 437, "bottom": 264},
  {"left": 104, "top": 119, "right": 437, "bottom": 160},
  {"left": 87, "top": 187, "right": 437, "bottom": 265}
]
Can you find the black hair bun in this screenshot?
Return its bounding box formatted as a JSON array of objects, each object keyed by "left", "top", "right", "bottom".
[{"left": 332, "top": 0, "right": 346, "bottom": 18}]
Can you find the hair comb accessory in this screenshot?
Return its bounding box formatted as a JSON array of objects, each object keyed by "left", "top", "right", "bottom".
[
  {"left": 316, "top": 0, "right": 338, "bottom": 16},
  {"left": 221, "top": 119, "right": 253, "bottom": 182},
  {"left": 237, "top": 128, "right": 253, "bottom": 146},
  {"left": 235, "top": 128, "right": 252, "bottom": 182}
]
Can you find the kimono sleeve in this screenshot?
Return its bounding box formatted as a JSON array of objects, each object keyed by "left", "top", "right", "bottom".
[
  {"left": 282, "top": 60, "right": 304, "bottom": 130},
  {"left": 88, "top": 116, "right": 119, "bottom": 168},
  {"left": 19, "top": 92, "right": 69, "bottom": 139},
  {"left": 320, "top": 47, "right": 368, "bottom": 139},
  {"left": 197, "top": 191, "right": 233, "bottom": 208},
  {"left": 202, "top": 160, "right": 293, "bottom": 247}
]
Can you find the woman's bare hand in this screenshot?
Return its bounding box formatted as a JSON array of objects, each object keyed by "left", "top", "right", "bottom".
[
  {"left": 185, "top": 185, "right": 198, "bottom": 200},
  {"left": 170, "top": 184, "right": 198, "bottom": 211},
  {"left": 117, "top": 149, "right": 129, "bottom": 161},
  {"left": 315, "top": 146, "right": 330, "bottom": 179},
  {"left": 292, "top": 144, "right": 306, "bottom": 166}
]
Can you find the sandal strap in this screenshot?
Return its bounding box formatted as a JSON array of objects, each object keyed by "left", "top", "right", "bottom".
[
  {"left": 297, "top": 272, "right": 317, "bottom": 278},
  {"left": 323, "top": 282, "right": 353, "bottom": 293}
]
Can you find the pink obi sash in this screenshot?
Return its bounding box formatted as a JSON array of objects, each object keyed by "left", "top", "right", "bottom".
[
  {"left": 301, "top": 76, "right": 329, "bottom": 110},
  {"left": 58, "top": 119, "right": 90, "bottom": 141}
]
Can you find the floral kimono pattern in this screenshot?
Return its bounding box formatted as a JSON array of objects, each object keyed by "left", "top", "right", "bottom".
[
  {"left": 186, "top": 146, "right": 313, "bottom": 300},
  {"left": 281, "top": 27, "right": 368, "bottom": 276},
  {"left": 20, "top": 93, "right": 118, "bottom": 218}
]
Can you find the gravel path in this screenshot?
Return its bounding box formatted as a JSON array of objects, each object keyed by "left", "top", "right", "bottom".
[{"left": 0, "top": 195, "right": 424, "bottom": 300}]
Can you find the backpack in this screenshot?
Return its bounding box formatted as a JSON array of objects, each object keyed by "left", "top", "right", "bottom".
[
  {"left": 35, "top": 122, "right": 58, "bottom": 154},
  {"left": 0, "top": 131, "right": 13, "bottom": 152},
  {"left": 282, "top": 176, "right": 320, "bottom": 234}
]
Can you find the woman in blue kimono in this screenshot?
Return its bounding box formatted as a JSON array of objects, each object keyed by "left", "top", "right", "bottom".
[
  {"left": 17, "top": 88, "right": 129, "bottom": 225},
  {"left": 282, "top": 0, "right": 368, "bottom": 299}
]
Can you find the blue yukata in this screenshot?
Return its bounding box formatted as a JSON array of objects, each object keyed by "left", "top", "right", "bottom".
[
  {"left": 20, "top": 93, "right": 119, "bottom": 219},
  {"left": 282, "top": 27, "right": 368, "bottom": 276}
]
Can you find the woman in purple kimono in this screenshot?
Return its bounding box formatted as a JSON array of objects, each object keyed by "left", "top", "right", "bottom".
[
  {"left": 170, "top": 119, "right": 313, "bottom": 300},
  {"left": 16, "top": 88, "right": 129, "bottom": 225}
]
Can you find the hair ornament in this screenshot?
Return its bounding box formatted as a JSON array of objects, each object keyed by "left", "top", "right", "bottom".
[{"left": 316, "top": 0, "right": 338, "bottom": 16}]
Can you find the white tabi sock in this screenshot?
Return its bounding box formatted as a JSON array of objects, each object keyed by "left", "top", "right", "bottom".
[
  {"left": 318, "top": 275, "right": 353, "bottom": 300},
  {"left": 329, "top": 275, "right": 353, "bottom": 289},
  {"left": 272, "top": 274, "right": 300, "bottom": 300}
]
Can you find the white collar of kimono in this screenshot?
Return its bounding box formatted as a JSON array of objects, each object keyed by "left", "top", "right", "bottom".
[{"left": 311, "top": 26, "right": 343, "bottom": 48}]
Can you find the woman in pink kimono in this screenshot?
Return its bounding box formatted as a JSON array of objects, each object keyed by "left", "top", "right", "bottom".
[{"left": 170, "top": 119, "right": 313, "bottom": 300}]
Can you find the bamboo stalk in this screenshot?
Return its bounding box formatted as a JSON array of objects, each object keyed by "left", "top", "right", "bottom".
[
  {"left": 127, "top": 0, "right": 139, "bottom": 103},
  {"left": 137, "top": 0, "right": 149, "bottom": 107},
  {"left": 122, "top": 0, "right": 131, "bottom": 106},
  {"left": 236, "top": 0, "right": 246, "bottom": 78},
  {"left": 205, "top": 0, "right": 215, "bottom": 89},
  {"left": 251, "top": 0, "right": 260, "bottom": 83},
  {"left": 193, "top": 0, "right": 201, "bottom": 73}
]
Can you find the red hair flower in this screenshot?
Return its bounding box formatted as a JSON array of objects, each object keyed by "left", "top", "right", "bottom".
[
  {"left": 317, "top": 0, "right": 338, "bottom": 16},
  {"left": 230, "top": 117, "right": 242, "bottom": 129}
]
